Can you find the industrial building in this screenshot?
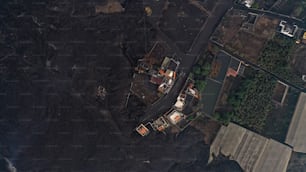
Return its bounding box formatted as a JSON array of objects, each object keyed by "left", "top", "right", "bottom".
[{"left": 210, "top": 123, "right": 292, "bottom": 172}]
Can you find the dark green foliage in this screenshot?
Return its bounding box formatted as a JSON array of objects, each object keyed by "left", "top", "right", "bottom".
[
  {"left": 191, "top": 54, "right": 213, "bottom": 92},
  {"left": 216, "top": 34, "right": 298, "bottom": 132},
  {"left": 227, "top": 71, "right": 276, "bottom": 132},
  {"left": 258, "top": 34, "right": 301, "bottom": 85},
  {"left": 195, "top": 80, "right": 207, "bottom": 92}
]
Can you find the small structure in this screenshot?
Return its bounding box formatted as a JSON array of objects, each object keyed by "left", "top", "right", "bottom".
[
  {"left": 301, "top": 32, "right": 306, "bottom": 44},
  {"left": 242, "top": 12, "right": 258, "bottom": 31},
  {"left": 302, "top": 75, "right": 306, "bottom": 82},
  {"left": 285, "top": 92, "right": 306, "bottom": 153},
  {"left": 226, "top": 57, "right": 245, "bottom": 77},
  {"left": 154, "top": 57, "right": 180, "bottom": 94},
  {"left": 96, "top": 85, "right": 107, "bottom": 100},
  {"left": 239, "top": 0, "right": 255, "bottom": 8},
  {"left": 144, "top": 6, "right": 152, "bottom": 16},
  {"left": 186, "top": 82, "right": 200, "bottom": 99},
  {"left": 150, "top": 75, "right": 163, "bottom": 85},
  {"left": 152, "top": 116, "right": 170, "bottom": 132},
  {"left": 95, "top": 1, "right": 125, "bottom": 14},
  {"left": 303, "top": 32, "right": 306, "bottom": 40},
  {"left": 279, "top": 20, "right": 298, "bottom": 37},
  {"left": 272, "top": 81, "right": 289, "bottom": 106},
  {"left": 136, "top": 124, "right": 150, "bottom": 137},
  {"left": 174, "top": 93, "right": 186, "bottom": 111},
  {"left": 210, "top": 123, "right": 292, "bottom": 172},
  {"left": 167, "top": 110, "right": 185, "bottom": 125}
]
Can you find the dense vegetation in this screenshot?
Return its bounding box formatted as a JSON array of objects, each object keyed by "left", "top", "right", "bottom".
[
  {"left": 214, "top": 34, "right": 299, "bottom": 133},
  {"left": 215, "top": 71, "right": 276, "bottom": 132},
  {"left": 191, "top": 53, "right": 213, "bottom": 91},
  {"left": 258, "top": 34, "right": 301, "bottom": 86}
]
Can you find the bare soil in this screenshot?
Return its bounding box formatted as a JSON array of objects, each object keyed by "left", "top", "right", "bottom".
[{"left": 212, "top": 9, "right": 279, "bottom": 63}]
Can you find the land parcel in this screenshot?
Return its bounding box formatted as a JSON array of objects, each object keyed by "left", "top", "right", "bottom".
[
  {"left": 210, "top": 122, "right": 292, "bottom": 172},
  {"left": 211, "top": 9, "right": 279, "bottom": 63},
  {"left": 285, "top": 92, "right": 306, "bottom": 153}
]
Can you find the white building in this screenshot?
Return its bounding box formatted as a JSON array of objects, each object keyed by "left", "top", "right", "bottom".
[{"left": 279, "top": 20, "right": 298, "bottom": 37}]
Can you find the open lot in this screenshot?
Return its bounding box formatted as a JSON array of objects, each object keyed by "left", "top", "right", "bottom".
[
  {"left": 263, "top": 87, "right": 300, "bottom": 142},
  {"left": 292, "top": 44, "right": 306, "bottom": 76},
  {"left": 159, "top": 0, "right": 209, "bottom": 52},
  {"left": 130, "top": 73, "right": 160, "bottom": 105},
  {"left": 211, "top": 9, "right": 279, "bottom": 62},
  {"left": 287, "top": 152, "right": 306, "bottom": 172},
  {"left": 271, "top": 0, "right": 306, "bottom": 21}
]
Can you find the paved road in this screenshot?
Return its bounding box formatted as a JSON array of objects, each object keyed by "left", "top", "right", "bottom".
[{"left": 140, "top": 0, "right": 233, "bottom": 122}]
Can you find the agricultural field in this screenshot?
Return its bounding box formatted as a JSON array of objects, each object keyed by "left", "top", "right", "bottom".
[
  {"left": 211, "top": 9, "right": 279, "bottom": 63},
  {"left": 292, "top": 44, "right": 306, "bottom": 78},
  {"left": 258, "top": 33, "right": 305, "bottom": 87},
  {"left": 287, "top": 152, "right": 306, "bottom": 172},
  {"left": 215, "top": 69, "right": 276, "bottom": 132},
  {"left": 263, "top": 87, "right": 300, "bottom": 142},
  {"left": 271, "top": 0, "right": 306, "bottom": 21}
]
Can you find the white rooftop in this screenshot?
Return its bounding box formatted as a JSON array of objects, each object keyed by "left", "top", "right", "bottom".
[
  {"left": 168, "top": 110, "right": 184, "bottom": 125},
  {"left": 279, "top": 20, "right": 298, "bottom": 37}
]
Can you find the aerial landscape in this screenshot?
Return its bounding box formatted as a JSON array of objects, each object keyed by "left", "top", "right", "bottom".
[{"left": 0, "top": 0, "right": 306, "bottom": 171}]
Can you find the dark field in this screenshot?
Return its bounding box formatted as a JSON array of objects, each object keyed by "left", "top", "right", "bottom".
[
  {"left": 159, "top": 0, "right": 208, "bottom": 52},
  {"left": 271, "top": 0, "right": 306, "bottom": 21},
  {"left": 0, "top": 0, "right": 242, "bottom": 171}
]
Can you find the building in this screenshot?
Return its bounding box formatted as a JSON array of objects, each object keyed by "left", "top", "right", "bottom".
[
  {"left": 302, "top": 75, "right": 306, "bottom": 82},
  {"left": 136, "top": 124, "right": 150, "bottom": 136},
  {"left": 279, "top": 20, "right": 298, "bottom": 37},
  {"left": 226, "top": 57, "right": 245, "bottom": 77},
  {"left": 239, "top": 0, "right": 255, "bottom": 8},
  {"left": 173, "top": 78, "right": 199, "bottom": 113},
  {"left": 150, "top": 75, "right": 164, "bottom": 85},
  {"left": 174, "top": 93, "right": 186, "bottom": 111},
  {"left": 166, "top": 110, "right": 185, "bottom": 125},
  {"left": 152, "top": 116, "right": 170, "bottom": 132},
  {"left": 285, "top": 92, "right": 306, "bottom": 153},
  {"left": 155, "top": 57, "right": 180, "bottom": 94},
  {"left": 210, "top": 123, "right": 292, "bottom": 172}
]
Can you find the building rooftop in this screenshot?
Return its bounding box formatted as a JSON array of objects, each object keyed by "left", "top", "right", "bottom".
[
  {"left": 167, "top": 110, "right": 185, "bottom": 125},
  {"left": 210, "top": 123, "right": 292, "bottom": 172},
  {"left": 240, "top": 0, "right": 255, "bottom": 8},
  {"left": 152, "top": 116, "right": 170, "bottom": 132},
  {"left": 226, "top": 68, "right": 238, "bottom": 77},
  {"left": 303, "top": 32, "right": 306, "bottom": 40},
  {"left": 150, "top": 75, "right": 164, "bottom": 85},
  {"left": 279, "top": 20, "right": 298, "bottom": 37},
  {"left": 136, "top": 124, "right": 150, "bottom": 136},
  {"left": 174, "top": 94, "right": 186, "bottom": 111},
  {"left": 285, "top": 92, "right": 306, "bottom": 153}
]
